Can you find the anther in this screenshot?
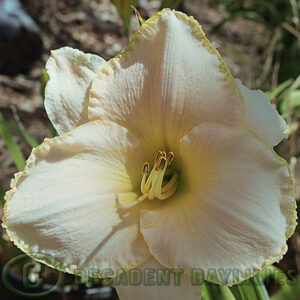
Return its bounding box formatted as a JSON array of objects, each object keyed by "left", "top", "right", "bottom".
[
  {"left": 141, "top": 163, "right": 149, "bottom": 194},
  {"left": 166, "top": 152, "right": 174, "bottom": 166},
  {"left": 143, "top": 163, "right": 149, "bottom": 175},
  {"left": 159, "top": 157, "right": 166, "bottom": 170},
  {"left": 155, "top": 151, "right": 163, "bottom": 162}
]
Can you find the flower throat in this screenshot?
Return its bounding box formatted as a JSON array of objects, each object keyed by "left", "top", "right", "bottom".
[{"left": 116, "top": 151, "right": 178, "bottom": 209}]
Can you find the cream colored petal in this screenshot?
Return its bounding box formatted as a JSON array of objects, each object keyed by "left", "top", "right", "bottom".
[
  {"left": 89, "top": 9, "right": 244, "bottom": 159},
  {"left": 140, "top": 123, "right": 296, "bottom": 285},
  {"left": 45, "top": 47, "right": 106, "bottom": 135},
  {"left": 116, "top": 256, "right": 201, "bottom": 300},
  {"left": 3, "top": 120, "right": 150, "bottom": 275},
  {"left": 236, "top": 79, "right": 287, "bottom": 146}
]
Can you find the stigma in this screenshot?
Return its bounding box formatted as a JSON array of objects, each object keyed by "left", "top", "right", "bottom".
[{"left": 116, "top": 151, "right": 178, "bottom": 209}]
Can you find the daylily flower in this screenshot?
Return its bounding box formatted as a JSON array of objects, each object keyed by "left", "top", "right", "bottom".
[{"left": 2, "top": 9, "right": 297, "bottom": 300}]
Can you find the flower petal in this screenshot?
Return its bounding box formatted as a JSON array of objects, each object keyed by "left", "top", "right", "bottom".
[
  {"left": 140, "top": 123, "right": 296, "bottom": 285},
  {"left": 45, "top": 47, "right": 106, "bottom": 135},
  {"left": 236, "top": 79, "right": 287, "bottom": 146},
  {"left": 89, "top": 9, "right": 244, "bottom": 158},
  {"left": 116, "top": 256, "right": 201, "bottom": 300},
  {"left": 3, "top": 120, "right": 150, "bottom": 274}
]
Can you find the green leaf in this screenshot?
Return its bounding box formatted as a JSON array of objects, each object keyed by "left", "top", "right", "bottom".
[
  {"left": 230, "top": 285, "right": 243, "bottom": 300},
  {"left": 280, "top": 89, "right": 300, "bottom": 118},
  {"left": 201, "top": 279, "right": 220, "bottom": 300},
  {"left": 0, "top": 121, "right": 38, "bottom": 148},
  {"left": 230, "top": 275, "right": 270, "bottom": 300},
  {"left": 290, "top": 90, "right": 300, "bottom": 107},
  {"left": 237, "top": 279, "right": 258, "bottom": 300},
  {"left": 0, "top": 112, "right": 25, "bottom": 171},
  {"left": 271, "top": 276, "right": 300, "bottom": 300},
  {"left": 111, "top": 0, "right": 138, "bottom": 38},
  {"left": 266, "top": 79, "right": 293, "bottom": 100},
  {"left": 49, "top": 121, "right": 57, "bottom": 137},
  {"left": 260, "top": 265, "right": 300, "bottom": 300},
  {"left": 40, "top": 68, "right": 50, "bottom": 100},
  {"left": 40, "top": 69, "right": 58, "bottom": 137},
  {"left": 220, "top": 285, "right": 236, "bottom": 300},
  {"left": 252, "top": 273, "right": 270, "bottom": 300}
]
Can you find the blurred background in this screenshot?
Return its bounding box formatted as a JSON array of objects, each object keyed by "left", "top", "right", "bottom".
[{"left": 0, "top": 0, "right": 299, "bottom": 299}]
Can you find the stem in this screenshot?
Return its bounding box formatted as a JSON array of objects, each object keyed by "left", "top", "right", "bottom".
[{"left": 252, "top": 273, "right": 270, "bottom": 300}]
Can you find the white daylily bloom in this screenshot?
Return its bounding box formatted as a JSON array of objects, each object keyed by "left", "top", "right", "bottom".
[
  {"left": 235, "top": 79, "right": 288, "bottom": 146},
  {"left": 45, "top": 47, "right": 106, "bottom": 135},
  {"left": 2, "top": 9, "right": 297, "bottom": 300}
]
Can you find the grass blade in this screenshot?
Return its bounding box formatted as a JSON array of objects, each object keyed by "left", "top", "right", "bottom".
[
  {"left": 220, "top": 285, "right": 236, "bottom": 300},
  {"left": 201, "top": 279, "right": 220, "bottom": 300},
  {"left": 0, "top": 112, "right": 25, "bottom": 171},
  {"left": 0, "top": 120, "right": 38, "bottom": 148},
  {"left": 252, "top": 273, "right": 270, "bottom": 300}
]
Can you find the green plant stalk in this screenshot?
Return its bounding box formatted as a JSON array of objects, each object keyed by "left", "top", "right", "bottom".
[
  {"left": 252, "top": 273, "right": 270, "bottom": 300},
  {"left": 229, "top": 274, "right": 270, "bottom": 300},
  {"left": 266, "top": 78, "right": 293, "bottom": 100},
  {"left": 220, "top": 285, "right": 236, "bottom": 300},
  {"left": 201, "top": 278, "right": 220, "bottom": 300}
]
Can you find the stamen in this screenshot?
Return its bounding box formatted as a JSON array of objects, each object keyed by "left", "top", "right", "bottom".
[
  {"left": 144, "top": 166, "right": 158, "bottom": 191},
  {"left": 161, "top": 171, "right": 178, "bottom": 193},
  {"left": 148, "top": 157, "right": 167, "bottom": 200},
  {"left": 155, "top": 151, "right": 163, "bottom": 162},
  {"left": 141, "top": 163, "right": 149, "bottom": 194},
  {"left": 115, "top": 151, "right": 178, "bottom": 209},
  {"left": 159, "top": 157, "right": 166, "bottom": 170},
  {"left": 166, "top": 152, "right": 174, "bottom": 166},
  {"left": 159, "top": 183, "right": 177, "bottom": 200},
  {"left": 143, "top": 163, "right": 149, "bottom": 175}
]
